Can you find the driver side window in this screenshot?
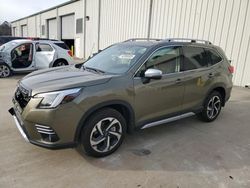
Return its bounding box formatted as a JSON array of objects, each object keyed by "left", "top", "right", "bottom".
[{"left": 137, "top": 46, "right": 181, "bottom": 77}]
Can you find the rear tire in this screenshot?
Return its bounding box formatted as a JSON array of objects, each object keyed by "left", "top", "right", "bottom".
[
  {"left": 197, "top": 91, "right": 222, "bottom": 122},
  {"left": 0, "top": 63, "right": 12, "bottom": 78},
  {"left": 53, "top": 60, "right": 68, "bottom": 67},
  {"left": 80, "top": 108, "right": 126, "bottom": 157}
]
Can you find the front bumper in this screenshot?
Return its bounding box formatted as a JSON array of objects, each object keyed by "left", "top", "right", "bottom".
[
  {"left": 8, "top": 97, "right": 82, "bottom": 149},
  {"left": 8, "top": 107, "right": 29, "bottom": 142}
]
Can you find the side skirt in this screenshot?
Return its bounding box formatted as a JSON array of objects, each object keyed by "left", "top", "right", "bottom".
[{"left": 141, "top": 112, "right": 195, "bottom": 129}]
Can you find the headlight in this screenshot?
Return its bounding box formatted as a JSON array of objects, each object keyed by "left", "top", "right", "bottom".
[{"left": 34, "top": 88, "right": 81, "bottom": 109}]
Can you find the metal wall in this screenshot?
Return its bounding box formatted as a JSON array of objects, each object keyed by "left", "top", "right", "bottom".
[
  {"left": 97, "top": 0, "right": 250, "bottom": 86},
  {"left": 99, "top": 0, "right": 151, "bottom": 49},
  {"left": 149, "top": 0, "right": 250, "bottom": 86},
  {"left": 85, "top": 0, "right": 100, "bottom": 58}
]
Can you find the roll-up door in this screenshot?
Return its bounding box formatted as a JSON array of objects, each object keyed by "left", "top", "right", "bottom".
[
  {"left": 61, "top": 14, "right": 74, "bottom": 39},
  {"left": 48, "top": 18, "right": 57, "bottom": 39},
  {"left": 21, "top": 25, "right": 28, "bottom": 37}
]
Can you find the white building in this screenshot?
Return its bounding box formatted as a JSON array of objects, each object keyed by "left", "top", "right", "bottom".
[{"left": 11, "top": 0, "right": 250, "bottom": 86}]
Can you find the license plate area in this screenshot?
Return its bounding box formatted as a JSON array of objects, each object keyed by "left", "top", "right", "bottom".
[{"left": 12, "top": 98, "right": 23, "bottom": 114}]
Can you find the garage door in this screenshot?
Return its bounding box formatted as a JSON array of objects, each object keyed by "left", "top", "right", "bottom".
[
  {"left": 21, "top": 25, "right": 28, "bottom": 37},
  {"left": 48, "top": 19, "right": 57, "bottom": 39},
  {"left": 61, "top": 14, "right": 74, "bottom": 39}
]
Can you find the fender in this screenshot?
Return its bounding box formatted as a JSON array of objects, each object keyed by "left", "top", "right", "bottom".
[
  {"left": 74, "top": 100, "right": 135, "bottom": 142},
  {"left": 203, "top": 83, "right": 227, "bottom": 105}
]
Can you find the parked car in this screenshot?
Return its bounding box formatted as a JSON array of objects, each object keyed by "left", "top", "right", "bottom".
[
  {"left": 9, "top": 38, "right": 233, "bottom": 157},
  {"left": 0, "top": 39, "right": 74, "bottom": 77},
  {"left": 0, "top": 36, "right": 58, "bottom": 46}
]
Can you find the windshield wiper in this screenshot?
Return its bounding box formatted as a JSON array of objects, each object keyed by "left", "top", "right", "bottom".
[{"left": 83, "top": 65, "right": 105, "bottom": 74}]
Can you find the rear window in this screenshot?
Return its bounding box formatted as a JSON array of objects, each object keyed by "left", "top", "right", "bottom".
[
  {"left": 54, "top": 43, "right": 69, "bottom": 50},
  {"left": 182, "top": 46, "right": 208, "bottom": 70},
  {"left": 36, "top": 43, "right": 53, "bottom": 52},
  {"left": 205, "top": 49, "right": 223, "bottom": 65}
]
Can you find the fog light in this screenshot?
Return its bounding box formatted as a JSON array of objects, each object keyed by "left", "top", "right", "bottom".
[{"left": 35, "top": 124, "right": 59, "bottom": 142}]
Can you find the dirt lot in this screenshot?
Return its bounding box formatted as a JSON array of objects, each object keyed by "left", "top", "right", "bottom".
[{"left": 1, "top": 75, "right": 250, "bottom": 188}]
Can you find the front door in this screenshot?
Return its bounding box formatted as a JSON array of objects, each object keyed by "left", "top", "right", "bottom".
[
  {"left": 34, "top": 43, "right": 55, "bottom": 69},
  {"left": 11, "top": 43, "right": 35, "bottom": 71},
  {"left": 134, "top": 46, "right": 185, "bottom": 124}
]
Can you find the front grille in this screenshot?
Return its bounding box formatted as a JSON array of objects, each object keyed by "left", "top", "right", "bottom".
[
  {"left": 15, "top": 85, "right": 31, "bottom": 109},
  {"left": 35, "top": 124, "right": 59, "bottom": 142}
]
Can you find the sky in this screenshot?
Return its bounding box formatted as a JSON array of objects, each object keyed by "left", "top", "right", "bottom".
[{"left": 0, "top": 0, "right": 69, "bottom": 23}]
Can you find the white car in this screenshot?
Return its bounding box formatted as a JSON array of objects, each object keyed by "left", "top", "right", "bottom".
[{"left": 0, "top": 39, "right": 74, "bottom": 78}]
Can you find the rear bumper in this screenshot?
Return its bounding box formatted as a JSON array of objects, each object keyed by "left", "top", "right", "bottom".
[
  {"left": 8, "top": 107, "right": 76, "bottom": 149},
  {"left": 225, "top": 87, "right": 232, "bottom": 103}
]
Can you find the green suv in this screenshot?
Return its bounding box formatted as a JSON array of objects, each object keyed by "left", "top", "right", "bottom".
[{"left": 9, "top": 38, "right": 233, "bottom": 157}]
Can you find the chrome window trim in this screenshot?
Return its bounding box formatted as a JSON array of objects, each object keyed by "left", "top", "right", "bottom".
[{"left": 133, "top": 44, "right": 225, "bottom": 78}]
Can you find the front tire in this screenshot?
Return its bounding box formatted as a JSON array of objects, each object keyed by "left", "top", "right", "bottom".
[
  {"left": 0, "top": 63, "right": 12, "bottom": 78},
  {"left": 80, "top": 108, "right": 126, "bottom": 157},
  {"left": 197, "top": 91, "right": 222, "bottom": 122}
]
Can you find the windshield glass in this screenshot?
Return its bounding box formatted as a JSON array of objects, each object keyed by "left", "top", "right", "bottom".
[
  {"left": 0, "top": 41, "right": 18, "bottom": 51},
  {"left": 83, "top": 44, "right": 148, "bottom": 74},
  {"left": 0, "top": 45, "right": 5, "bottom": 51}
]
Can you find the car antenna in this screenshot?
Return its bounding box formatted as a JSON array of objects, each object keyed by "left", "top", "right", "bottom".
[{"left": 86, "top": 43, "right": 95, "bottom": 60}]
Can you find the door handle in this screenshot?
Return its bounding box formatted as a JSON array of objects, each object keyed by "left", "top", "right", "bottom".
[{"left": 175, "top": 78, "right": 182, "bottom": 84}]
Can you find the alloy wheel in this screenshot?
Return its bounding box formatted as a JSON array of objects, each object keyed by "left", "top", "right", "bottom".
[
  {"left": 90, "top": 117, "right": 122, "bottom": 153},
  {"left": 207, "top": 96, "right": 221, "bottom": 119},
  {"left": 56, "top": 62, "right": 66, "bottom": 66},
  {"left": 0, "top": 65, "right": 10, "bottom": 77}
]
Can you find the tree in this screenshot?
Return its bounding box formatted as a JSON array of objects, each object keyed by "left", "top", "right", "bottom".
[{"left": 0, "top": 21, "right": 11, "bottom": 36}]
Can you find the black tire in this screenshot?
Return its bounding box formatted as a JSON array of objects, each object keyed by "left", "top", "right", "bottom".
[
  {"left": 197, "top": 91, "right": 223, "bottom": 122},
  {"left": 0, "top": 63, "right": 12, "bottom": 78},
  {"left": 53, "top": 59, "right": 68, "bottom": 67},
  {"left": 80, "top": 108, "right": 126, "bottom": 157}
]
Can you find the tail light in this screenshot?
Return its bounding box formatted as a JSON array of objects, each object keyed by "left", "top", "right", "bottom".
[
  {"left": 228, "top": 65, "right": 234, "bottom": 74},
  {"left": 68, "top": 50, "right": 73, "bottom": 57}
]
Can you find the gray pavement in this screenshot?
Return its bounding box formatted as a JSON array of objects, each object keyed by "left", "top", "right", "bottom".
[{"left": 1, "top": 75, "right": 250, "bottom": 188}]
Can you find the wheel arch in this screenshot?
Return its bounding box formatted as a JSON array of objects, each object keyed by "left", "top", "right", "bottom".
[
  {"left": 74, "top": 100, "right": 135, "bottom": 142},
  {"left": 205, "top": 84, "right": 226, "bottom": 106},
  {"left": 52, "top": 58, "right": 68, "bottom": 67}
]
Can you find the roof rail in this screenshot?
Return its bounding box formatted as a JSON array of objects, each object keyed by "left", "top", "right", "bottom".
[
  {"left": 124, "top": 38, "right": 162, "bottom": 42},
  {"left": 165, "top": 38, "right": 212, "bottom": 45}
]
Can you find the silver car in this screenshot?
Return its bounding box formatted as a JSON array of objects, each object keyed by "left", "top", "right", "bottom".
[{"left": 0, "top": 39, "right": 74, "bottom": 78}]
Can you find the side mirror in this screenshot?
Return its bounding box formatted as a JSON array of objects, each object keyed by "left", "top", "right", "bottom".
[{"left": 144, "top": 68, "right": 162, "bottom": 79}]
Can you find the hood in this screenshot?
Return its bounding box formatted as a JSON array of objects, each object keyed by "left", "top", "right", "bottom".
[{"left": 20, "top": 65, "right": 113, "bottom": 95}]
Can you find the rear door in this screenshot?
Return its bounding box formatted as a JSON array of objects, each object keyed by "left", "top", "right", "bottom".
[
  {"left": 181, "top": 46, "right": 215, "bottom": 111},
  {"left": 34, "top": 43, "right": 55, "bottom": 69},
  {"left": 134, "top": 46, "right": 185, "bottom": 124}
]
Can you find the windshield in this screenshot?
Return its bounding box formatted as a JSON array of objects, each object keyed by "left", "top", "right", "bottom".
[
  {"left": 83, "top": 44, "right": 148, "bottom": 74},
  {"left": 0, "top": 41, "right": 18, "bottom": 52},
  {"left": 0, "top": 45, "right": 5, "bottom": 51}
]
